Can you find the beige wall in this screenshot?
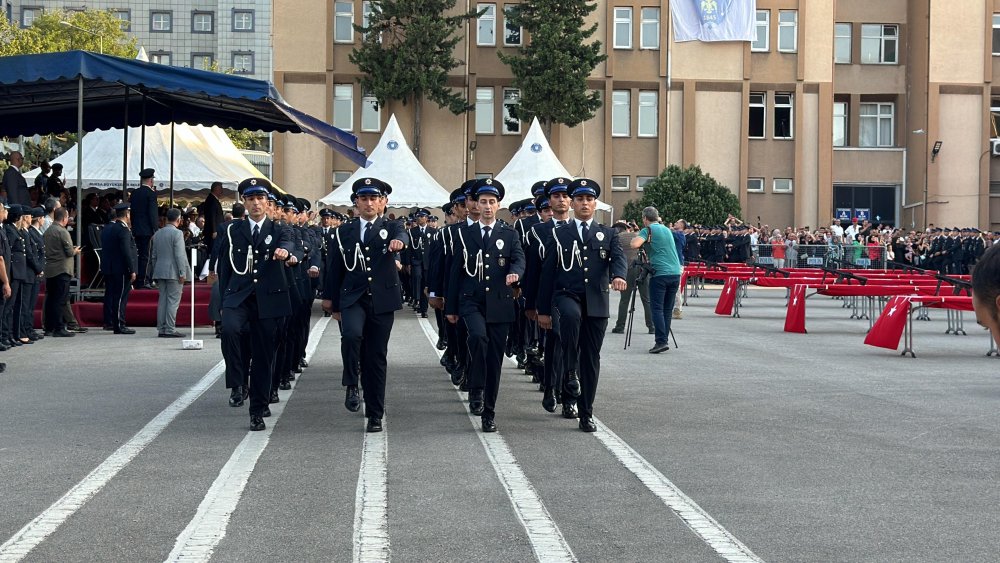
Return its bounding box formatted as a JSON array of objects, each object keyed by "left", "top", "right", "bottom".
[
  {"left": 798, "top": 92, "right": 820, "bottom": 228},
  {"left": 694, "top": 91, "right": 742, "bottom": 192},
  {"left": 832, "top": 149, "right": 905, "bottom": 184},
  {"left": 802, "top": 0, "right": 834, "bottom": 84},
  {"left": 672, "top": 42, "right": 745, "bottom": 81},
  {"left": 273, "top": 0, "right": 326, "bottom": 73},
  {"left": 280, "top": 82, "right": 334, "bottom": 203},
  {"left": 929, "top": 3, "right": 985, "bottom": 85},
  {"left": 932, "top": 93, "right": 983, "bottom": 226}
]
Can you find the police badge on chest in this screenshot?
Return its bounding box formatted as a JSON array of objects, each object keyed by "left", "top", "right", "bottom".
[
  {"left": 600, "top": 249, "right": 607, "bottom": 259},
  {"left": 499, "top": 256, "right": 506, "bottom": 267}
]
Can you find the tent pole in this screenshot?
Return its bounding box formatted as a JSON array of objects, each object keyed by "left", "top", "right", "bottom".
[
  {"left": 169, "top": 121, "right": 175, "bottom": 208},
  {"left": 122, "top": 89, "right": 129, "bottom": 201},
  {"left": 138, "top": 94, "right": 146, "bottom": 194},
  {"left": 75, "top": 76, "right": 84, "bottom": 299}
]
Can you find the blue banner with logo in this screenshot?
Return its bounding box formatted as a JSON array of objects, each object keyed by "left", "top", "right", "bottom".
[
  {"left": 855, "top": 208, "right": 870, "bottom": 222},
  {"left": 670, "top": 0, "right": 756, "bottom": 43}
]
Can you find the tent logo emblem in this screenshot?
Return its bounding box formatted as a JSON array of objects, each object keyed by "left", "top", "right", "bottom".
[
  {"left": 530, "top": 143, "right": 542, "bottom": 153},
  {"left": 387, "top": 141, "right": 399, "bottom": 150}
]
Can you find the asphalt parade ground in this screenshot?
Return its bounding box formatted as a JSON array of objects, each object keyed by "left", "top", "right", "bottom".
[{"left": 1, "top": 286, "right": 999, "bottom": 562}]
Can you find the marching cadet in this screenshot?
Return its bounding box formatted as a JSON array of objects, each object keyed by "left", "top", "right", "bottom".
[
  {"left": 218, "top": 178, "right": 295, "bottom": 431},
  {"left": 322, "top": 178, "right": 408, "bottom": 433},
  {"left": 293, "top": 198, "right": 320, "bottom": 371},
  {"left": 523, "top": 178, "right": 578, "bottom": 418},
  {"left": 429, "top": 187, "right": 470, "bottom": 385},
  {"left": 428, "top": 202, "right": 454, "bottom": 350},
  {"left": 537, "top": 179, "right": 627, "bottom": 432},
  {"left": 446, "top": 178, "right": 525, "bottom": 432},
  {"left": 407, "top": 208, "right": 436, "bottom": 318}
]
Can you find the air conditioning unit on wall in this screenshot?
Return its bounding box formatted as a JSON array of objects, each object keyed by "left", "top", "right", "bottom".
[{"left": 992, "top": 139, "right": 1000, "bottom": 156}]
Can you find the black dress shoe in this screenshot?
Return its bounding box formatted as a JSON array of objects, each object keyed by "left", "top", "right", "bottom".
[
  {"left": 458, "top": 376, "right": 469, "bottom": 392},
  {"left": 229, "top": 387, "right": 244, "bottom": 407},
  {"left": 611, "top": 327, "right": 624, "bottom": 334},
  {"left": 269, "top": 390, "right": 280, "bottom": 404},
  {"left": 262, "top": 406, "right": 271, "bottom": 417},
  {"left": 579, "top": 416, "right": 597, "bottom": 432},
  {"left": 158, "top": 332, "right": 184, "bottom": 338},
  {"left": 292, "top": 365, "right": 303, "bottom": 374},
  {"left": 481, "top": 417, "right": 497, "bottom": 432},
  {"left": 103, "top": 325, "right": 114, "bottom": 331},
  {"left": 420, "top": 312, "right": 428, "bottom": 318},
  {"left": 68, "top": 326, "right": 88, "bottom": 333},
  {"left": 345, "top": 386, "right": 361, "bottom": 412},
  {"left": 250, "top": 415, "right": 266, "bottom": 431},
  {"left": 564, "top": 370, "right": 581, "bottom": 398},
  {"left": 562, "top": 403, "right": 579, "bottom": 419},
  {"left": 52, "top": 329, "right": 75, "bottom": 337},
  {"left": 435, "top": 337, "right": 446, "bottom": 350},
  {"left": 287, "top": 371, "right": 296, "bottom": 381},
  {"left": 299, "top": 359, "right": 309, "bottom": 368},
  {"left": 450, "top": 367, "right": 463, "bottom": 386},
  {"left": 469, "top": 389, "right": 485, "bottom": 416},
  {"left": 542, "top": 387, "right": 557, "bottom": 413},
  {"left": 6, "top": 339, "right": 19, "bottom": 347},
  {"left": 0, "top": 342, "right": 9, "bottom": 351},
  {"left": 279, "top": 378, "right": 292, "bottom": 390},
  {"left": 115, "top": 327, "right": 136, "bottom": 335},
  {"left": 0, "top": 362, "right": 6, "bottom": 372},
  {"left": 648, "top": 342, "right": 669, "bottom": 354},
  {"left": 366, "top": 417, "right": 383, "bottom": 432}
]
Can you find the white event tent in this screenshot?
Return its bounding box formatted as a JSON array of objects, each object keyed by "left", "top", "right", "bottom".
[
  {"left": 319, "top": 114, "right": 451, "bottom": 208},
  {"left": 25, "top": 123, "right": 269, "bottom": 193},
  {"left": 494, "top": 118, "right": 612, "bottom": 212}
]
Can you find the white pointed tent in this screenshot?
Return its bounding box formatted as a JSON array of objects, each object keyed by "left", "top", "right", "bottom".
[
  {"left": 494, "top": 118, "right": 611, "bottom": 211},
  {"left": 319, "top": 114, "right": 451, "bottom": 207},
  {"left": 25, "top": 124, "right": 270, "bottom": 193}
]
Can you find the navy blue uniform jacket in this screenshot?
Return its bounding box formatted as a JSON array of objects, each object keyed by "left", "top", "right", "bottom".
[
  {"left": 445, "top": 222, "right": 525, "bottom": 323},
  {"left": 323, "top": 216, "right": 408, "bottom": 315},
  {"left": 217, "top": 218, "right": 295, "bottom": 319},
  {"left": 537, "top": 222, "right": 627, "bottom": 318}
]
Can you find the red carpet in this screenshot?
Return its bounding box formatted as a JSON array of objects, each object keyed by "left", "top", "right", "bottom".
[{"left": 33, "top": 283, "right": 214, "bottom": 328}]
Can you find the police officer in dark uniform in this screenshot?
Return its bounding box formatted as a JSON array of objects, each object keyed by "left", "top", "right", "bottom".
[
  {"left": 537, "top": 179, "right": 627, "bottom": 432},
  {"left": 446, "top": 178, "right": 525, "bottom": 432},
  {"left": 218, "top": 178, "right": 295, "bottom": 431},
  {"left": 322, "top": 178, "right": 408, "bottom": 433},
  {"left": 25, "top": 207, "right": 46, "bottom": 340},
  {"left": 406, "top": 208, "right": 436, "bottom": 318},
  {"left": 130, "top": 168, "right": 159, "bottom": 289},
  {"left": 429, "top": 187, "right": 470, "bottom": 383},
  {"left": 100, "top": 203, "right": 139, "bottom": 334},
  {"left": 4, "top": 205, "right": 30, "bottom": 345},
  {"left": 0, "top": 203, "right": 12, "bottom": 355}
]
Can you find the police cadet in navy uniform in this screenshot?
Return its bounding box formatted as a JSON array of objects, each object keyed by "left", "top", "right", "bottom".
[
  {"left": 537, "top": 178, "right": 627, "bottom": 432},
  {"left": 446, "top": 178, "right": 525, "bottom": 432},
  {"left": 322, "top": 178, "right": 408, "bottom": 433},
  {"left": 428, "top": 187, "right": 469, "bottom": 383},
  {"left": 218, "top": 178, "right": 295, "bottom": 431},
  {"left": 406, "top": 208, "right": 436, "bottom": 319},
  {"left": 100, "top": 202, "right": 139, "bottom": 335}
]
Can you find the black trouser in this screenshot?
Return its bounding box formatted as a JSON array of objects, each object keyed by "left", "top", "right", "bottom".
[
  {"left": 224, "top": 330, "right": 251, "bottom": 390},
  {"left": 24, "top": 278, "right": 40, "bottom": 333},
  {"left": 222, "top": 296, "right": 278, "bottom": 417},
  {"left": 461, "top": 307, "right": 509, "bottom": 418},
  {"left": 135, "top": 235, "right": 152, "bottom": 287},
  {"left": 410, "top": 263, "right": 427, "bottom": 312},
  {"left": 297, "top": 296, "right": 312, "bottom": 362},
  {"left": 444, "top": 317, "right": 459, "bottom": 364},
  {"left": 555, "top": 293, "right": 607, "bottom": 418},
  {"left": 44, "top": 273, "right": 71, "bottom": 333},
  {"left": 8, "top": 278, "right": 27, "bottom": 339},
  {"left": 340, "top": 294, "right": 394, "bottom": 420},
  {"left": 103, "top": 273, "right": 132, "bottom": 330},
  {"left": 271, "top": 316, "right": 289, "bottom": 389}
]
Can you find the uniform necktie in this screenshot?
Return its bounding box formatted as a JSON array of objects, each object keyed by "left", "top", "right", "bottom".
[
  {"left": 363, "top": 221, "right": 372, "bottom": 243},
  {"left": 482, "top": 225, "right": 492, "bottom": 248},
  {"left": 581, "top": 221, "right": 590, "bottom": 241},
  {"left": 252, "top": 223, "right": 260, "bottom": 244}
]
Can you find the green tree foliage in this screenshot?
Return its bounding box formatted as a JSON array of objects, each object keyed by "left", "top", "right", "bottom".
[
  {"left": 498, "top": 0, "right": 606, "bottom": 140},
  {"left": 0, "top": 10, "right": 137, "bottom": 58},
  {"left": 622, "top": 165, "right": 742, "bottom": 226},
  {"left": 350, "top": 0, "right": 479, "bottom": 157}
]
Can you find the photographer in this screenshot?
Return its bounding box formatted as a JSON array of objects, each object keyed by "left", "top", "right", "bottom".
[
  {"left": 611, "top": 222, "right": 653, "bottom": 335},
  {"left": 630, "top": 207, "right": 682, "bottom": 354}
]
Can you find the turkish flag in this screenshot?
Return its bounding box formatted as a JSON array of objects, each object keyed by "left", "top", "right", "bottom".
[
  {"left": 783, "top": 284, "right": 808, "bottom": 333},
  {"left": 864, "top": 296, "right": 912, "bottom": 350},
  {"left": 714, "top": 277, "right": 738, "bottom": 316}
]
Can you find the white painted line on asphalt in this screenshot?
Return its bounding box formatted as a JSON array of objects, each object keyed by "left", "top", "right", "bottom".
[
  {"left": 417, "top": 316, "right": 577, "bottom": 563},
  {"left": 353, "top": 418, "right": 390, "bottom": 563},
  {"left": 0, "top": 361, "right": 227, "bottom": 563},
  {"left": 165, "top": 316, "right": 331, "bottom": 563}
]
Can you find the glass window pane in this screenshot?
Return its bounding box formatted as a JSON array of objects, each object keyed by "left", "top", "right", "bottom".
[
  {"left": 476, "top": 88, "right": 494, "bottom": 134},
  {"left": 638, "top": 91, "right": 657, "bottom": 137},
  {"left": 502, "top": 88, "right": 520, "bottom": 134},
  {"left": 504, "top": 5, "right": 521, "bottom": 45},
  {"left": 334, "top": 85, "right": 353, "bottom": 130},
  {"left": 835, "top": 23, "right": 851, "bottom": 63},
  {"left": 752, "top": 10, "right": 768, "bottom": 51},
  {"left": 478, "top": 4, "right": 496, "bottom": 46},
  {"left": 612, "top": 91, "right": 630, "bottom": 136}
]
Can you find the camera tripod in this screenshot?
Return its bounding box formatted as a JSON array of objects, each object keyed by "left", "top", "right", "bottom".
[{"left": 623, "top": 279, "right": 678, "bottom": 351}]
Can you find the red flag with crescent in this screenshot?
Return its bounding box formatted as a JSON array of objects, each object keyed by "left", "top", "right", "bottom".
[
  {"left": 864, "top": 296, "right": 912, "bottom": 350},
  {"left": 783, "top": 284, "right": 808, "bottom": 333}
]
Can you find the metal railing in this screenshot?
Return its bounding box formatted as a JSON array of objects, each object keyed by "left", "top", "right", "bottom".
[{"left": 751, "top": 243, "right": 890, "bottom": 269}]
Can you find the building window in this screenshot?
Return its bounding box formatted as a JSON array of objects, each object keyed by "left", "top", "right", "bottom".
[
  {"left": 859, "top": 102, "right": 894, "bottom": 147},
  {"left": 502, "top": 88, "right": 521, "bottom": 134},
  {"left": 192, "top": 12, "right": 213, "bottom": 33},
  {"left": 614, "top": 7, "right": 632, "bottom": 49},
  {"left": 475, "top": 87, "right": 494, "bottom": 134},
  {"left": 503, "top": 5, "right": 521, "bottom": 46},
  {"left": 611, "top": 176, "right": 630, "bottom": 192},
  {"left": 835, "top": 23, "right": 851, "bottom": 63},
  {"left": 640, "top": 7, "right": 659, "bottom": 49},
  {"left": 773, "top": 178, "right": 793, "bottom": 193},
  {"left": 751, "top": 10, "right": 769, "bottom": 52},
  {"left": 777, "top": 11, "right": 797, "bottom": 53},
  {"left": 833, "top": 101, "right": 848, "bottom": 147},
  {"left": 478, "top": 4, "right": 496, "bottom": 46},
  {"left": 21, "top": 7, "right": 41, "bottom": 27},
  {"left": 334, "top": 171, "right": 352, "bottom": 186},
  {"left": 611, "top": 90, "right": 630, "bottom": 137},
  {"left": 150, "top": 51, "right": 172, "bottom": 66},
  {"left": 991, "top": 100, "right": 1000, "bottom": 138},
  {"left": 232, "top": 52, "right": 253, "bottom": 74},
  {"left": 860, "top": 24, "right": 897, "bottom": 64},
  {"left": 637, "top": 91, "right": 658, "bottom": 137},
  {"left": 233, "top": 9, "right": 254, "bottom": 32},
  {"left": 111, "top": 9, "right": 130, "bottom": 31},
  {"left": 150, "top": 11, "right": 172, "bottom": 32},
  {"left": 361, "top": 90, "right": 380, "bottom": 132},
  {"left": 748, "top": 92, "right": 765, "bottom": 139},
  {"left": 334, "top": 1, "right": 354, "bottom": 43},
  {"left": 191, "top": 53, "right": 214, "bottom": 71},
  {"left": 747, "top": 178, "right": 764, "bottom": 193},
  {"left": 993, "top": 15, "right": 1000, "bottom": 56},
  {"left": 334, "top": 84, "right": 354, "bottom": 131},
  {"left": 773, "top": 93, "right": 793, "bottom": 139},
  {"left": 637, "top": 176, "right": 654, "bottom": 192}
]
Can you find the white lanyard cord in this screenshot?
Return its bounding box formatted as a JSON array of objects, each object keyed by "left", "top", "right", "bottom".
[
  {"left": 458, "top": 228, "right": 485, "bottom": 280},
  {"left": 226, "top": 222, "right": 253, "bottom": 276},
  {"left": 334, "top": 227, "right": 365, "bottom": 272}
]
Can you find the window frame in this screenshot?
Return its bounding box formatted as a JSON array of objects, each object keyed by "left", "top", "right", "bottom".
[
  {"left": 503, "top": 4, "right": 522, "bottom": 46},
  {"left": 232, "top": 9, "right": 255, "bottom": 32},
  {"left": 748, "top": 92, "right": 766, "bottom": 139},
  {"left": 611, "top": 176, "right": 630, "bottom": 192},
  {"left": 191, "top": 11, "right": 214, "bottom": 34},
  {"left": 611, "top": 90, "right": 631, "bottom": 137},
  {"left": 639, "top": 7, "right": 659, "bottom": 50},
  {"left": 502, "top": 87, "right": 521, "bottom": 135},
  {"left": 361, "top": 90, "right": 381, "bottom": 133},
  {"left": 477, "top": 3, "right": 497, "bottom": 47},
  {"left": 833, "top": 101, "right": 848, "bottom": 147},
  {"left": 773, "top": 178, "right": 794, "bottom": 193},
  {"left": 333, "top": 171, "right": 353, "bottom": 187},
  {"left": 475, "top": 87, "right": 495, "bottom": 135},
  {"left": 860, "top": 24, "right": 898, "bottom": 65},
  {"left": 231, "top": 52, "right": 254, "bottom": 74},
  {"left": 334, "top": 1, "right": 355, "bottom": 44},
  {"left": 777, "top": 10, "right": 798, "bottom": 53},
  {"left": 751, "top": 10, "right": 769, "bottom": 52},
  {"left": 858, "top": 102, "right": 894, "bottom": 147},
  {"left": 747, "top": 178, "right": 765, "bottom": 193},
  {"left": 773, "top": 93, "right": 794, "bottom": 140},
  {"left": 191, "top": 53, "right": 215, "bottom": 71},
  {"left": 150, "top": 51, "right": 173, "bottom": 66},
  {"left": 111, "top": 9, "right": 130, "bottom": 31},
  {"left": 21, "top": 6, "right": 42, "bottom": 28},
  {"left": 150, "top": 10, "right": 173, "bottom": 33},
  {"left": 637, "top": 90, "right": 658, "bottom": 138},
  {"left": 333, "top": 84, "right": 354, "bottom": 131},
  {"left": 834, "top": 22, "right": 852, "bottom": 63},
  {"left": 614, "top": 7, "right": 633, "bottom": 50},
  {"left": 636, "top": 176, "right": 655, "bottom": 192},
  {"left": 993, "top": 15, "right": 1000, "bottom": 56}
]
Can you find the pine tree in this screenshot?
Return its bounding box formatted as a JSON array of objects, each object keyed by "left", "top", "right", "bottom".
[
  {"left": 498, "top": 0, "right": 606, "bottom": 140},
  {"left": 350, "top": 1, "right": 479, "bottom": 158}
]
